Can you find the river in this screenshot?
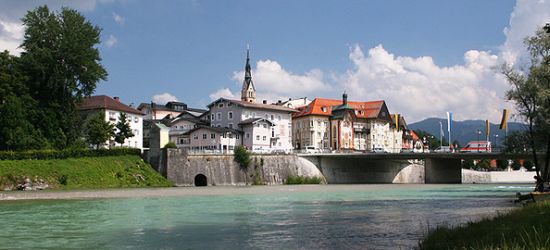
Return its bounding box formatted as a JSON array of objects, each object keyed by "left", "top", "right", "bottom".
[{"left": 0, "top": 184, "right": 532, "bottom": 249}]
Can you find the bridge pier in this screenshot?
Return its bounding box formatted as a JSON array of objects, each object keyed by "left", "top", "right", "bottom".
[{"left": 424, "top": 158, "right": 462, "bottom": 184}]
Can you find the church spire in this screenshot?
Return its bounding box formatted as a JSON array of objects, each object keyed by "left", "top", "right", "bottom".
[{"left": 241, "top": 45, "right": 256, "bottom": 103}]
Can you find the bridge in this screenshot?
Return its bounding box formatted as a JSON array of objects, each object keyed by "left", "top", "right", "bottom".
[{"left": 298, "top": 152, "right": 536, "bottom": 184}]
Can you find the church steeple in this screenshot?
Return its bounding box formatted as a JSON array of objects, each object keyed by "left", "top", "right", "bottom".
[{"left": 241, "top": 46, "right": 256, "bottom": 103}]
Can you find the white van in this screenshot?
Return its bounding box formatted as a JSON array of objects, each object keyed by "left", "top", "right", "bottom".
[{"left": 305, "top": 146, "right": 319, "bottom": 154}]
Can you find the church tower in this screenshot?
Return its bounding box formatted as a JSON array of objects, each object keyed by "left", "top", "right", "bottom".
[{"left": 241, "top": 48, "right": 256, "bottom": 103}]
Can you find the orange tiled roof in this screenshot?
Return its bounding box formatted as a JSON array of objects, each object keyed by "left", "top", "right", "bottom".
[{"left": 293, "top": 98, "right": 385, "bottom": 119}]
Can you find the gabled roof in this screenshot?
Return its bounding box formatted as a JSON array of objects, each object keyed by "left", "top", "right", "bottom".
[
  {"left": 137, "top": 102, "right": 207, "bottom": 114},
  {"left": 238, "top": 118, "right": 276, "bottom": 126},
  {"left": 207, "top": 98, "right": 298, "bottom": 113},
  {"left": 184, "top": 125, "right": 243, "bottom": 135},
  {"left": 293, "top": 98, "right": 386, "bottom": 119},
  {"left": 78, "top": 95, "right": 144, "bottom": 115}
]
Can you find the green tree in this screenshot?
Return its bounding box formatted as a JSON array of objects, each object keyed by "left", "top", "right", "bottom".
[
  {"left": 234, "top": 146, "right": 251, "bottom": 170},
  {"left": 503, "top": 131, "right": 529, "bottom": 153},
  {"left": 20, "top": 6, "right": 108, "bottom": 149},
  {"left": 414, "top": 130, "right": 442, "bottom": 150},
  {"left": 501, "top": 25, "right": 550, "bottom": 189},
  {"left": 114, "top": 113, "right": 134, "bottom": 146},
  {"left": 85, "top": 113, "right": 114, "bottom": 149},
  {"left": 0, "top": 51, "right": 48, "bottom": 150}
]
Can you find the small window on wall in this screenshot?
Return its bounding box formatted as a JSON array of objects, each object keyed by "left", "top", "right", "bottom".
[
  {"left": 236, "top": 134, "right": 240, "bottom": 139},
  {"left": 263, "top": 136, "right": 267, "bottom": 141},
  {"left": 211, "top": 134, "right": 215, "bottom": 139},
  {"left": 228, "top": 112, "right": 233, "bottom": 120},
  {"left": 134, "top": 116, "right": 139, "bottom": 123},
  {"left": 218, "top": 103, "right": 224, "bottom": 108},
  {"left": 203, "top": 134, "right": 207, "bottom": 139},
  {"left": 246, "top": 133, "right": 250, "bottom": 138},
  {"left": 256, "top": 135, "right": 260, "bottom": 141},
  {"left": 211, "top": 114, "right": 214, "bottom": 121},
  {"left": 193, "top": 134, "right": 198, "bottom": 140}
]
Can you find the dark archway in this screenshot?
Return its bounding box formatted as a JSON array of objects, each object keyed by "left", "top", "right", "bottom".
[{"left": 194, "top": 174, "right": 207, "bottom": 186}]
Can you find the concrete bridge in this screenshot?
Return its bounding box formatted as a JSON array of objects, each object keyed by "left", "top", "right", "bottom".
[{"left": 298, "top": 152, "right": 534, "bottom": 184}]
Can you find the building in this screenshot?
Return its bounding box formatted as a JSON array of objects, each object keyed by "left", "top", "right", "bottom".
[
  {"left": 186, "top": 125, "right": 242, "bottom": 152},
  {"left": 78, "top": 95, "right": 144, "bottom": 149},
  {"left": 277, "top": 97, "right": 311, "bottom": 109},
  {"left": 138, "top": 101, "right": 207, "bottom": 148},
  {"left": 292, "top": 93, "right": 401, "bottom": 152},
  {"left": 201, "top": 49, "right": 297, "bottom": 152}
]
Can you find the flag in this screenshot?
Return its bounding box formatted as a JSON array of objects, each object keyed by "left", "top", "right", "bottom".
[
  {"left": 394, "top": 114, "right": 399, "bottom": 128},
  {"left": 499, "top": 109, "right": 508, "bottom": 130},
  {"left": 439, "top": 121, "right": 444, "bottom": 138},
  {"left": 446, "top": 112, "right": 452, "bottom": 132},
  {"left": 486, "top": 119, "right": 490, "bottom": 138}
]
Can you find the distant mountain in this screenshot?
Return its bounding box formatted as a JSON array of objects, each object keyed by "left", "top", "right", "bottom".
[{"left": 408, "top": 118, "right": 525, "bottom": 146}]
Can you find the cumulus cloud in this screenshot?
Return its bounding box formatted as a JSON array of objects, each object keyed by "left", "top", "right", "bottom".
[
  {"left": 229, "top": 59, "right": 332, "bottom": 103},
  {"left": 112, "top": 12, "right": 125, "bottom": 26},
  {"left": 152, "top": 93, "right": 178, "bottom": 104},
  {"left": 104, "top": 34, "right": 118, "bottom": 47},
  {"left": 0, "top": 20, "right": 24, "bottom": 54},
  {"left": 209, "top": 88, "right": 238, "bottom": 100}
]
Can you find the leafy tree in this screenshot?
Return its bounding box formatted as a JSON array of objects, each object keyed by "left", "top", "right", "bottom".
[
  {"left": 234, "top": 146, "right": 251, "bottom": 170},
  {"left": 85, "top": 113, "right": 114, "bottom": 149},
  {"left": 19, "top": 6, "right": 107, "bottom": 149},
  {"left": 0, "top": 51, "right": 48, "bottom": 150},
  {"left": 414, "top": 130, "right": 442, "bottom": 150},
  {"left": 164, "top": 142, "right": 177, "bottom": 149},
  {"left": 501, "top": 25, "right": 550, "bottom": 190},
  {"left": 114, "top": 113, "right": 134, "bottom": 146},
  {"left": 503, "top": 131, "right": 530, "bottom": 153}
]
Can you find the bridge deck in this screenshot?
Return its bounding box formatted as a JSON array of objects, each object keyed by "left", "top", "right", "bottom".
[{"left": 297, "top": 152, "right": 534, "bottom": 160}]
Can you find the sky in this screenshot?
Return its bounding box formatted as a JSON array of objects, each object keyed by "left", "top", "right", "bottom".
[{"left": 1, "top": 0, "right": 549, "bottom": 123}]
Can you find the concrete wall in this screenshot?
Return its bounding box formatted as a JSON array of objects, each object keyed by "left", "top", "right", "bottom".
[
  {"left": 462, "top": 169, "right": 536, "bottom": 183},
  {"left": 164, "top": 149, "right": 324, "bottom": 186},
  {"left": 301, "top": 156, "right": 424, "bottom": 184}
]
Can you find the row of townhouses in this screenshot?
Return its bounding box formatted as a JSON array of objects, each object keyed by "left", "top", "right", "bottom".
[{"left": 77, "top": 50, "right": 424, "bottom": 153}]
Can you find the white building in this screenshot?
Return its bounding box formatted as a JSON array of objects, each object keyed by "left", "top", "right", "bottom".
[
  {"left": 186, "top": 125, "right": 242, "bottom": 153},
  {"left": 78, "top": 95, "right": 144, "bottom": 149}
]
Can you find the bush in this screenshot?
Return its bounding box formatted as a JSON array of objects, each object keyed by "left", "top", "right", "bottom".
[
  {"left": 285, "top": 175, "right": 323, "bottom": 184},
  {"left": 0, "top": 148, "right": 141, "bottom": 160},
  {"left": 164, "top": 142, "right": 177, "bottom": 149},
  {"left": 234, "top": 146, "right": 251, "bottom": 170}
]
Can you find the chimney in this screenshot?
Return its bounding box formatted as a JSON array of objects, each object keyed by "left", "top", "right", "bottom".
[
  {"left": 114, "top": 96, "right": 120, "bottom": 102},
  {"left": 262, "top": 100, "right": 267, "bottom": 104},
  {"left": 288, "top": 98, "right": 292, "bottom": 101},
  {"left": 342, "top": 92, "right": 348, "bottom": 105},
  {"left": 277, "top": 100, "right": 282, "bottom": 104}
]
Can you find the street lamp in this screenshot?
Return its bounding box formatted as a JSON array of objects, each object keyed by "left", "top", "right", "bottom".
[{"left": 493, "top": 134, "right": 499, "bottom": 151}]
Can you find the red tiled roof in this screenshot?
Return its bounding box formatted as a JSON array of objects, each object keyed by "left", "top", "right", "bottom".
[
  {"left": 78, "top": 95, "right": 144, "bottom": 115},
  {"left": 293, "top": 98, "right": 385, "bottom": 119}
]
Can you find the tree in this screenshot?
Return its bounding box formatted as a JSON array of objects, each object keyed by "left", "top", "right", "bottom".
[
  {"left": 114, "top": 113, "right": 134, "bottom": 146},
  {"left": 501, "top": 25, "right": 550, "bottom": 190},
  {"left": 85, "top": 112, "right": 114, "bottom": 149},
  {"left": 414, "top": 130, "right": 441, "bottom": 150},
  {"left": 20, "top": 6, "right": 107, "bottom": 149}
]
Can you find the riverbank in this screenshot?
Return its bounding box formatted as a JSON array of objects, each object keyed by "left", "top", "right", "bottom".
[
  {"left": 419, "top": 200, "right": 550, "bottom": 249},
  {"left": 0, "top": 155, "right": 171, "bottom": 190}
]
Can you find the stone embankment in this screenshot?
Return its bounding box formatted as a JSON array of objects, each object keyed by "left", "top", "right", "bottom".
[{"left": 462, "top": 169, "right": 535, "bottom": 184}]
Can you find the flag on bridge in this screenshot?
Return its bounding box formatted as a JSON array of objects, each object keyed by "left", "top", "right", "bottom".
[
  {"left": 499, "top": 109, "right": 508, "bottom": 130},
  {"left": 446, "top": 112, "right": 452, "bottom": 132},
  {"left": 486, "top": 119, "right": 490, "bottom": 140}
]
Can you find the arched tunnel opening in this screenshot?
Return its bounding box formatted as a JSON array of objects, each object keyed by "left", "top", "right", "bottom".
[{"left": 194, "top": 174, "right": 208, "bottom": 186}]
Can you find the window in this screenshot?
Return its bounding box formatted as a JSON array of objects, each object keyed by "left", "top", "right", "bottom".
[
  {"left": 246, "top": 133, "right": 250, "bottom": 138},
  {"left": 134, "top": 116, "right": 138, "bottom": 123},
  {"left": 217, "top": 124, "right": 221, "bottom": 127},
  {"left": 211, "top": 134, "right": 215, "bottom": 139},
  {"left": 263, "top": 123, "right": 268, "bottom": 128},
  {"left": 228, "top": 102, "right": 233, "bottom": 107},
  {"left": 134, "top": 129, "right": 139, "bottom": 136},
  {"left": 222, "top": 133, "right": 226, "bottom": 138},
  {"left": 216, "top": 112, "right": 221, "bottom": 120},
  {"left": 256, "top": 135, "right": 260, "bottom": 141},
  {"left": 193, "top": 134, "right": 198, "bottom": 140},
  {"left": 218, "top": 103, "right": 224, "bottom": 108},
  {"left": 321, "top": 106, "right": 327, "bottom": 112},
  {"left": 278, "top": 115, "right": 281, "bottom": 121},
  {"left": 228, "top": 123, "right": 233, "bottom": 129},
  {"left": 203, "top": 134, "right": 207, "bottom": 139},
  {"left": 270, "top": 115, "right": 274, "bottom": 120},
  {"left": 236, "top": 134, "right": 240, "bottom": 139},
  {"left": 272, "top": 128, "right": 275, "bottom": 137},
  {"left": 109, "top": 112, "right": 116, "bottom": 121},
  {"left": 211, "top": 114, "right": 214, "bottom": 121},
  {"left": 263, "top": 136, "right": 267, "bottom": 141},
  {"left": 310, "top": 120, "right": 314, "bottom": 127},
  {"left": 265, "top": 114, "right": 268, "bottom": 119},
  {"left": 229, "top": 134, "right": 234, "bottom": 139},
  {"left": 228, "top": 112, "right": 233, "bottom": 120}
]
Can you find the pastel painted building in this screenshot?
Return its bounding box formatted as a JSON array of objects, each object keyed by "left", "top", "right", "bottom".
[
  {"left": 186, "top": 125, "right": 242, "bottom": 152},
  {"left": 78, "top": 95, "right": 144, "bottom": 149}
]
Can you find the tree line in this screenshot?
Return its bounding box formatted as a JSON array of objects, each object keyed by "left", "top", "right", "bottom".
[{"left": 0, "top": 6, "right": 131, "bottom": 151}]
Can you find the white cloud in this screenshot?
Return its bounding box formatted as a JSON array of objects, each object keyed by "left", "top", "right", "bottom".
[
  {"left": 209, "top": 88, "right": 238, "bottom": 100},
  {"left": 152, "top": 93, "right": 178, "bottom": 104},
  {"left": 500, "top": 0, "right": 550, "bottom": 66},
  {"left": 112, "top": 12, "right": 125, "bottom": 26},
  {"left": 0, "top": 20, "right": 24, "bottom": 54},
  {"left": 229, "top": 59, "right": 333, "bottom": 103},
  {"left": 105, "top": 34, "right": 118, "bottom": 47}
]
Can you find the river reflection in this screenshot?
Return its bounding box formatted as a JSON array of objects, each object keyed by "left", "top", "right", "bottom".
[{"left": 0, "top": 184, "right": 532, "bottom": 250}]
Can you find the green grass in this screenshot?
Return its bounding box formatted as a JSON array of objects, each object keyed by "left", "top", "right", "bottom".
[
  {"left": 0, "top": 155, "right": 172, "bottom": 190},
  {"left": 419, "top": 201, "right": 550, "bottom": 250},
  {"left": 284, "top": 175, "right": 323, "bottom": 184}
]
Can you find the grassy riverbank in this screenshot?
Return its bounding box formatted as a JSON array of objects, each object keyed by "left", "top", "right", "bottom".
[
  {"left": 419, "top": 200, "right": 550, "bottom": 249},
  {"left": 0, "top": 155, "right": 172, "bottom": 190}
]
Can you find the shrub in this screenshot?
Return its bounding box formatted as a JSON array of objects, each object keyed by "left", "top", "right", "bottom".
[
  {"left": 0, "top": 148, "right": 141, "bottom": 160},
  {"left": 164, "top": 142, "right": 177, "bottom": 149},
  {"left": 285, "top": 175, "right": 323, "bottom": 184},
  {"left": 234, "top": 146, "right": 251, "bottom": 170}
]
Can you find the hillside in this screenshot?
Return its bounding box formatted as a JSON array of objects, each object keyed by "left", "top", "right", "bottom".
[{"left": 408, "top": 118, "right": 525, "bottom": 146}]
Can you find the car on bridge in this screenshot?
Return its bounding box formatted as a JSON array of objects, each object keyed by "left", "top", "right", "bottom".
[
  {"left": 369, "top": 147, "right": 388, "bottom": 153},
  {"left": 434, "top": 146, "right": 452, "bottom": 153}
]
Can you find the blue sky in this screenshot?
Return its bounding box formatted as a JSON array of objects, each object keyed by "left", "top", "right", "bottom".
[{"left": 1, "top": 0, "right": 549, "bottom": 122}]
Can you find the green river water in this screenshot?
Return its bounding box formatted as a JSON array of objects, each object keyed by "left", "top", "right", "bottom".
[{"left": 0, "top": 184, "right": 532, "bottom": 249}]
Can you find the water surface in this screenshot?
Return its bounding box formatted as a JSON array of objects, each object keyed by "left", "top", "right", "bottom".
[{"left": 0, "top": 184, "right": 531, "bottom": 249}]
